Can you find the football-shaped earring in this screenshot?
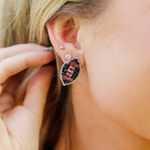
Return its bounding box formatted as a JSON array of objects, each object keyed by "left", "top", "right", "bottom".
[{"left": 60, "top": 54, "right": 81, "bottom": 86}]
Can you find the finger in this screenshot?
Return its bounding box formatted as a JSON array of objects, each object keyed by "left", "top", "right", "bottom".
[
  {"left": 23, "top": 65, "right": 55, "bottom": 129},
  {"left": 0, "top": 50, "right": 55, "bottom": 84},
  {"left": 0, "top": 118, "right": 11, "bottom": 149},
  {"left": 0, "top": 43, "right": 49, "bottom": 61}
]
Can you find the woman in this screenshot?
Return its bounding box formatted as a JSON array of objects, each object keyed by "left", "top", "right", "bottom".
[{"left": 1, "top": 0, "right": 150, "bottom": 149}]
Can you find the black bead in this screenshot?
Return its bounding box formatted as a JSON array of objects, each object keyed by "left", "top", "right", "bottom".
[
  {"left": 61, "top": 72, "right": 66, "bottom": 76},
  {"left": 63, "top": 79, "right": 70, "bottom": 84}
]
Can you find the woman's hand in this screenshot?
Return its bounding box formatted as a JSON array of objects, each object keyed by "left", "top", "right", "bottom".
[{"left": 0, "top": 43, "right": 55, "bottom": 150}]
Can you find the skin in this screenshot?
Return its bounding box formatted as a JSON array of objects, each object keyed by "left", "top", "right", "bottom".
[
  {"left": 0, "top": 44, "right": 55, "bottom": 150},
  {"left": 47, "top": 0, "right": 150, "bottom": 149}
]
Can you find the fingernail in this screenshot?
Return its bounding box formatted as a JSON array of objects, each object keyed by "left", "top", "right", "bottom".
[
  {"left": 43, "top": 46, "right": 54, "bottom": 52},
  {"left": 43, "top": 49, "right": 53, "bottom": 52},
  {"left": 49, "top": 46, "right": 54, "bottom": 50}
]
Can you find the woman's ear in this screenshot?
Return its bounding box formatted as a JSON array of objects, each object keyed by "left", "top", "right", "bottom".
[{"left": 46, "top": 16, "right": 83, "bottom": 65}]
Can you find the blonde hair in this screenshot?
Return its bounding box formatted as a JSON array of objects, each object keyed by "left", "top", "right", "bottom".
[{"left": 0, "top": 0, "right": 106, "bottom": 149}]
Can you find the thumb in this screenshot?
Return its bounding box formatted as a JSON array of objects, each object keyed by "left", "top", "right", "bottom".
[{"left": 23, "top": 65, "right": 55, "bottom": 129}]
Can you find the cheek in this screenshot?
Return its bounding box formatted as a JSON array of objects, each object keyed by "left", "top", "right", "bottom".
[
  {"left": 84, "top": 5, "right": 150, "bottom": 139},
  {"left": 88, "top": 42, "right": 150, "bottom": 139}
]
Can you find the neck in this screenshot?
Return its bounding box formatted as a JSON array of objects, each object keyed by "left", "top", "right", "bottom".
[{"left": 70, "top": 70, "right": 150, "bottom": 150}]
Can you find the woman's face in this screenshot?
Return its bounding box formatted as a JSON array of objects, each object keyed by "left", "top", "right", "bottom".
[{"left": 79, "top": 0, "right": 150, "bottom": 139}]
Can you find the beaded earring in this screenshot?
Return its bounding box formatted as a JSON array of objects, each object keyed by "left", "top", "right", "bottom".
[{"left": 60, "top": 52, "right": 81, "bottom": 86}]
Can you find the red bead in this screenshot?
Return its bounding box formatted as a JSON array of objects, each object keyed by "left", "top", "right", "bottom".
[
  {"left": 70, "top": 68, "right": 73, "bottom": 71},
  {"left": 66, "top": 75, "right": 69, "bottom": 78}
]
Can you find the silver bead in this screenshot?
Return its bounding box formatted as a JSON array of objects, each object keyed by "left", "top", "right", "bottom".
[
  {"left": 60, "top": 45, "right": 65, "bottom": 50},
  {"left": 65, "top": 54, "right": 71, "bottom": 60}
]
